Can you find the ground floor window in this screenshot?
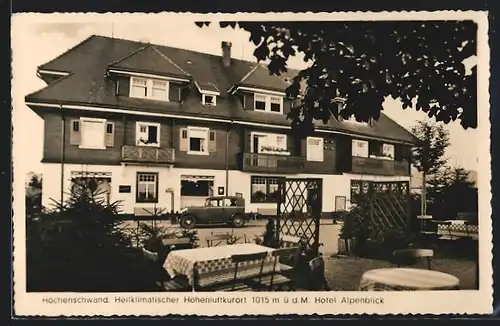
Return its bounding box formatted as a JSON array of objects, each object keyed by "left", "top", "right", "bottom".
[
  {"left": 71, "top": 176, "right": 111, "bottom": 203},
  {"left": 181, "top": 179, "right": 214, "bottom": 197},
  {"left": 350, "top": 180, "right": 370, "bottom": 205},
  {"left": 136, "top": 172, "right": 158, "bottom": 203},
  {"left": 250, "top": 176, "right": 283, "bottom": 203}
]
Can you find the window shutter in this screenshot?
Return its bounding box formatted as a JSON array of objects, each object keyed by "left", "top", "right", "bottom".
[
  {"left": 179, "top": 128, "right": 188, "bottom": 151},
  {"left": 208, "top": 130, "right": 217, "bottom": 152},
  {"left": 70, "top": 119, "right": 81, "bottom": 145},
  {"left": 105, "top": 122, "right": 114, "bottom": 147}
]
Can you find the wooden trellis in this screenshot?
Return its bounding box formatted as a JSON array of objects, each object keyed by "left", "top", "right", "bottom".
[
  {"left": 351, "top": 180, "right": 411, "bottom": 241},
  {"left": 276, "top": 178, "right": 323, "bottom": 256}
]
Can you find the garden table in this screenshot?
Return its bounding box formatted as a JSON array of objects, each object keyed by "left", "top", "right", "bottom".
[
  {"left": 358, "top": 268, "right": 460, "bottom": 291},
  {"left": 163, "top": 243, "right": 278, "bottom": 288}
]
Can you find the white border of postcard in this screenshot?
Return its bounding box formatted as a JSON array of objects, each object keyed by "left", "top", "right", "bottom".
[{"left": 12, "top": 11, "right": 492, "bottom": 316}]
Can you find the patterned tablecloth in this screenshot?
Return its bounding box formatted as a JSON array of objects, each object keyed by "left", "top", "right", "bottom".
[
  {"left": 359, "top": 268, "right": 460, "bottom": 291},
  {"left": 163, "top": 243, "right": 278, "bottom": 288},
  {"left": 436, "top": 221, "right": 479, "bottom": 240}
]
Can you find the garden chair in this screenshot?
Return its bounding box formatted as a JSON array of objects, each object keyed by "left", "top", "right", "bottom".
[
  {"left": 280, "top": 235, "right": 302, "bottom": 248},
  {"left": 157, "top": 276, "right": 192, "bottom": 292},
  {"left": 206, "top": 229, "right": 240, "bottom": 247},
  {"left": 196, "top": 252, "right": 269, "bottom": 292},
  {"left": 393, "top": 248, "right": 434, "bottom": 270},
  {"left": 307, "top": 255, "right": 331, "bottom": 291},
  {"left": 252, "top": 246, "right": 301, "bottom": 291}
]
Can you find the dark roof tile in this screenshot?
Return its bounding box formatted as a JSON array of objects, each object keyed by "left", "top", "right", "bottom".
[{"left": 109, "top": 45, "right": 190, "bottom": 78}]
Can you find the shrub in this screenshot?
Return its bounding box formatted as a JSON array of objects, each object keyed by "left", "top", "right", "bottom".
[{"left": 26, "top": 177, "right": 158, "bottom": 292}]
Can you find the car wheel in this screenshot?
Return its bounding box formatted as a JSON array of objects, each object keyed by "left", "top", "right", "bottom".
[
  {"left": 180, "top": 215, "right": 196, "bottom": 229},
  {"left": 232, "top": 214, "right": 245, "bottom": 228}
]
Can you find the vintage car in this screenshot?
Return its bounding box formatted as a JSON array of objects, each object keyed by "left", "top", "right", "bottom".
[{"left": 178, "top": 196, "right": 247, "bottom": 229}]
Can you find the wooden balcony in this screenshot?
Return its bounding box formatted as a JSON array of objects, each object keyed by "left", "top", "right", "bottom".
[
  {"left": 351, "top": 156, "right": 409, "bottom": 176},
  {"left": 121, "top": 145, "right": 175, "bottom": 164},
  {"left": 242, "top": 153, "right": 305, "bottom": 173}
]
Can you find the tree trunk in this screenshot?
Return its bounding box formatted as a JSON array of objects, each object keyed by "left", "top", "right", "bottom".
[{"left": 421, "top": 171, "right": 427, "bottom": 215}]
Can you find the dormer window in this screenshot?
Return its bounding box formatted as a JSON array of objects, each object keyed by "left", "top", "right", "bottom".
[
  {"left": 195, "top": 81, "right": 220, "bottom": 107},
  {"left": 130, "top": 76, "right": 169, "bottom": 101},
  {"left": 202, "top": 94, "right": 216, "bottom": 106},
  {"left": 254, "top": 93, "right": 283, "bottom": 114}
]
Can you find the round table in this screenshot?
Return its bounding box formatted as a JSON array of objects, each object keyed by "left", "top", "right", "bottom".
[{"left": 359, "top": 268, "right": 460, "bottom": 291}]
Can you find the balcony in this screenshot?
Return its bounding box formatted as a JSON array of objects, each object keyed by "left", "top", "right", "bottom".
[
  {"left": 351, "top": 156, "right": 409, "bottom": 176},
  {"left": 121, "top": 145, "right": 175, "bottom": 164},
  {"left": 242, "top": 153, "right": 305, "bottom": 173}
]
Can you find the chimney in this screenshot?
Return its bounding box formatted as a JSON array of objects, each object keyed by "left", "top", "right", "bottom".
[{"left": 221, "top": 41, "right": 232, "bottom": 67}]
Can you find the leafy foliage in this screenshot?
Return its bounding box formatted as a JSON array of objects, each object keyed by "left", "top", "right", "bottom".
[
  {"left": 26, "top": 178, "right": 158, "bottom": 292},
  {"left": 411, "top": 119, "right": 451, "bottom": 175},
  {"left": 262, "top": 218, "right": 280, "bottom": 248},
  {"left": 197, "top": 21, "right": 477, "bottom": 131},
  {"left": 420, "top": 166, "right": 478, "bottom": 220},
  {"left": 25, "top": 173, "right": 43, "bottom": 219}
]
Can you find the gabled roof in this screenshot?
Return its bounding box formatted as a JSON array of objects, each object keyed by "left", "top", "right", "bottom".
[
  {"left": 109, "top": 44, "right": 190, "bottom": 78},
  {"left": 236, "top": 64, "right": 289, "bottom": 92},
  {"left": 28, "top": 34, "right": 417, "bottom": 144}
]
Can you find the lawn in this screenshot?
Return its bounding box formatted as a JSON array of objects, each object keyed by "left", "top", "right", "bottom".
[{"left": 323, "top": 255, "right": 477, "bottom": 291}]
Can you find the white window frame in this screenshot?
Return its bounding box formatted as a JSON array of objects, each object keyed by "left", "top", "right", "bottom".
[
  {"left": 202, "top": 94, "right": 217, "bottom": 106},
  {"left": 79, "top": 117, "right": 107, "bottom": 150},
  {"left": 382, "top": 143, "right": 395, "bottom": 160},
  {"left": 129, "top": 76, "right": 169, "bottom": 102},
  {"left": 135, "top": 122, "right": 161, "bottom": 147},
  {"left": 187, "top": 126, "right": 209, "bottom": 156},
  {"left": 136, "top": 173, "right": 158, "bottom": 203},
  {"left": 306, "top": 136, "right": 324, "bottom": 162},
  {"left": 253, "top": 93, "right": 284, "bottom": 114},
  {"left": 352, "top": 139, "right": 369, "bottom": 158},
  {"left": 250, "top": 132, "right": 289, "bottom": 155}
]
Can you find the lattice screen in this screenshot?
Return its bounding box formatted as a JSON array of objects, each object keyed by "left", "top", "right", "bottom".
[{"left": 276, "top": 178, "right": 323, "bottom": 256}]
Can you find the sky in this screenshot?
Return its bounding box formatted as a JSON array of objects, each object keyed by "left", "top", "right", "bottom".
[{"left": 12, "top": 14, "right": 480, "bottom": 179}]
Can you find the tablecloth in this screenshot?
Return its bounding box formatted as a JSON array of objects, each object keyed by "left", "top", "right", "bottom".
[
  {"left": 163, "top": 243, "right": 278, "bottom": 287},
  {"left": 436, "top": 221, "right": 478, "bottom": 240},
  {"left": 359, "top": 268, "right": 460, "bottom": 291}
]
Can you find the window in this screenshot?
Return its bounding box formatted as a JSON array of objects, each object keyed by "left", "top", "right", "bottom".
[
  {"left": 136, "top": 173, "right": 158, "bottom": 203},
  {"left": 251, "top": 132, "right": 288, "bottom": 154},
  {"left": 151, "top": 80, "right": 168, "bottom": 100},
  {"left": 70, "top": 117, "right": 114, "bottom": 148},
  {"left": 251, "top": 176, "right": 283, "bottom": 203},
  {"left": 254, "top": 94, "right": 267, "bottom": 111},
  {"left": 352, "top": 139, "right": 369, "bottom": 158},
  {"left": 186, "top": 127, "right": 209, "bottom": 155},
  {"left": 253, "top": 93, "right": 283, "bottom": 113},
  {"left": 306, "top": 137, "right": 324, "bottom": 162},
  {"left": 136, "top": 122, "right": 160, "bottom": 147},
  {"left": 206, "top": 198, "right": 222, "bottom": 207},
  {"left": 129, "top": 77, "right": 169, "bottom": 101},
  {"left": 79, "top": 118, "right": 106, "bottom": 149},
  {"left": 202, "top": 94, "right": 217, "bottom": 106},
  {"left": 270, "top": 96, "right": 282, "bottom": 112},
  {"left": 131, "top": 77, "right": 147, "bottom": 98},
  {"left": 382, "top": 144, "right": 395, "bottom": 160}
]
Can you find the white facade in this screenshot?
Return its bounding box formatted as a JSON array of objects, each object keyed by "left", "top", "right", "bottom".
[{"left": 41, "top": 163, "right": 410, "bottom": 215}]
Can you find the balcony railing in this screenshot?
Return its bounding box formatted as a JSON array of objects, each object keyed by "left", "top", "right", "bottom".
[
  {"left": 121, "top": 145, "right": 175, "bottom": 164},
  {"left": 351, "top": 156, "right": 409, "bottom": 176},
  {"left": 242, "top": 153, "right": 305, "bottom": 173}
]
